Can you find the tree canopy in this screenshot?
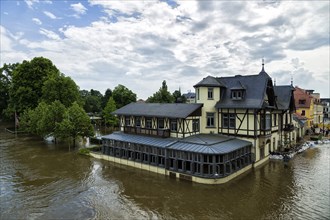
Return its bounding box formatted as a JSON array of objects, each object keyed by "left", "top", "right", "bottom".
[
  {"left": 9, "top": 57, "right": 60, "bottom": 113},
  {"left": 147, "top": 80, "right": 175, "bottom": 103},
  {"left": 103, "top": 97, "right": 118, "bottom": 127},
  {"left": 112, "top": 84, "right": 137, "bottom": 109},
  {"left": 0, "top": 63, "right": 19, "bottom": 118}
]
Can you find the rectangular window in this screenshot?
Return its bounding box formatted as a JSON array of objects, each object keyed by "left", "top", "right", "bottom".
[
  {"left": 299, "top": 99, "right": 306, "bottom": 104},
  {"left": 301, "top": 110, "right": 305, "bottom": 116},
  {"left": 208, "top": 88, "right": 213, "bottom": 99},
  {"left": 261, "top": 114, "right": 271, "bottom": 130},
  {"left": 125, "top": 116, "right": 130, "bottom": 126},
  {"left": 196, "top": 88, "right": 200, "bottom": 100},
  {"left": 146, "top": 117, "right": 152, "bottom": 128},
  {"left": 232, "top": 90, "right": 243, "bottom": 100},
  {"left": 206, "top": 112, "right": 215, "bottom": 127},
  {"left": 170, "top": 119, "right": 177, "bottom": 131},
  {"left": 193, "top": 119, "right": 200, "bottom": 132},
  {"left": 158, "top": 118, "right": 164, "bottom": 129},
  {"left": 222, "top": 113, "right": 235, "bottom": 128},
  {"left": 273, "top": 114, "right": 277, "bottom": 126},
  {"left": 135, "top": 117, "right": 141, "bottom": 127}
]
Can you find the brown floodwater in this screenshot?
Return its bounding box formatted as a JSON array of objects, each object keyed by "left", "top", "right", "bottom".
[{"left": 1, "top": 123, "right": 329, "bottom": 220}]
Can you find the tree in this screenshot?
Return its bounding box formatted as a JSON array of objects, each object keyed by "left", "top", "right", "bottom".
[
  {"left": 103, "top": 97, "right": 118, "bottom": 127},
  {"left": 102, "top": 88, "right": 112, "bottom": 109},
  {"left": 80, "top": 89, "right": 103, "bottom": 114},
  {"left": 42, "top": 73, "right": 81, "bottom": 108},
  {"left": 56, "top": 102, "right": 94, "bottom": 146},
  {"left": 8, "top": 57, "right": 60, "bottom": 114},
  {"left": 0, "top": 63, "right": 19, "bottom": 119},
  {"left": 147, "top": 80, "right": 174, "bottom": 103},
  {"left": 112, "top": 84, "right": 137, "bottom": 109},
  {"left": 173, "top": 89, "right": 187, "bottom": 103}
]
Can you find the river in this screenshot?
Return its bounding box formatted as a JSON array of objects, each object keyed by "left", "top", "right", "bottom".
[{"left": 1, "top": 124, "right": 329, "bottom": 220}]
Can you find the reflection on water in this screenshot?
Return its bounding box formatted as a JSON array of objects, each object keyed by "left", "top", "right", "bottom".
[{"left": 1, "top": 124, "right": 329, "bottom": 219}]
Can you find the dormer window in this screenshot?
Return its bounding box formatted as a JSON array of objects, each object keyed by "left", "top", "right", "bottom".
[{"left": 231, "top": 89, "right": 244, "bottom": 100}]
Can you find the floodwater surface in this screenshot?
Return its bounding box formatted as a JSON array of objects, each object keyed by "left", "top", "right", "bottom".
[{"left": 1, "top": 124, "right": 329, "bottom": 220}]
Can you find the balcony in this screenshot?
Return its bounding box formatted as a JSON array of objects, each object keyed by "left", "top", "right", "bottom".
[
  {"left": 123, "top": 126, "right": 170, "bottom": 138},
  {"left": 283, "top": 124, "right": 294, "bottom": 132}
]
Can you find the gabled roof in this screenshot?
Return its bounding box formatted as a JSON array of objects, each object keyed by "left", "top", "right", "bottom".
[
  {"left": 274, "top": 85, "right": 295, "bottom": 110},
  {"left": 112, "top": 103, "right": 203, "bottom": 119},
  {"left": 194, "top": 75, "right": 226, "bottom": 87},
  {"left": 215, "top": 71, "right": 273, "bottom": 109}
]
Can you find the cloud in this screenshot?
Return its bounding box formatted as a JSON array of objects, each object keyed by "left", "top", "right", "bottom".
[
  {"left": 39, "top": 28, "right": 61, "bottom": 40},
  {"left": 71, "top": 2, "right": 87, "bottom": 18},
  {"left": 43, "top": 11, "right": 57, "bottom": 19},
  {"left": 32, "top": 18, "right": 42, "bottom": 25},
  {"left": 24, "top": 0, "right": 39, "bottom": 9},
  {"left": 1, "top": 1, "right": 329, "bottom": 99}
]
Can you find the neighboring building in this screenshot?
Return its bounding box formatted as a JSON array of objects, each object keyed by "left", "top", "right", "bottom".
[
  {"left": 95, "top": 63, "right": 296, "bottom": 184},
  {"left": 294, "top": 87, "right": 314, "bottom": 128},
  {"left": 321, "top": 98, "right": 330, "bottom": 123},
  {"left": 311, "top": 93, "right": 323, "bottom": 125},
  {"left": 183, "top": 91, "right": 196, "bottom": 103}
]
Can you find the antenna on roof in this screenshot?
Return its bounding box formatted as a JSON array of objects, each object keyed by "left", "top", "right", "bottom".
[
  {"left": 274, "top": 78, "right": 276, "bottom": 86},
  {"left": 291, "top": 75, "right": 293, "bottom": 86}
]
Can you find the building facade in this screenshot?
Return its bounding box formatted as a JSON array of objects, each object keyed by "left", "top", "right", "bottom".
[
  {"left": 95, "top": 64, "right": 296, "bottom": 184},
  {"left": 194, "top": 64, "right": 295, "bottom": 164}
]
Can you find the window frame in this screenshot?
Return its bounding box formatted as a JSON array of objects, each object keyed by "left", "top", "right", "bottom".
[{"left": 206, "top": 112, "right": 215, "bottom": 128}]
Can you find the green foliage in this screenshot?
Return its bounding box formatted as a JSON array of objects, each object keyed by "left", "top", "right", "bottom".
[
  {"left": 0, "top": 63, "right": 19, "bottom": 119},
  {"left": 173, "top": 89, "right": 187, "bottom": 103},
  {"left": 103, "top": 97, "right": 118, "bottom": 127},
  {"left": 78, "top": 148, "right": 90, "bottom": 155},
  {"left": 42, "top": 73, "right": 81, "bottom": 107},
  {"left": 80, "top": 89, "right": 103, "bottom": 114},
  {"left": 147, "top": 80, "right": 175, "bottom": 103},
  {"left": 112, "top": 84, "right": 137, "bottom": 108},
  {"left": 56, "top": 102, "right": 94, "bottom": 146},
  {"left": 8, "top": 57, "right": 60, "bottom": 114},
  {"left": 101, "top": 88, "right": 112, "bottom": 109}
]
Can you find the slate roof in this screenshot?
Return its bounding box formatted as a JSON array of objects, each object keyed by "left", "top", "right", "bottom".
[
  {"left": 274, "top": 85, "right": 295, "bottom": 110},
  {"left": 168, "top": 134, "right": 251, "bottom": 154},
  {"left": 112, "top": 103, "right": 203, "bottom": 119},
  {"left": 215, "top": 71, "right": 273, "bottom": 109},
  {"left": 102, "top": 132, "right": 176, "bottom": 148},
  {"left": 102, "top": 132, "right": 252, "bottom": 154},
  {"left": 194, "top": 75, "right": 226, "bottom": 87}
]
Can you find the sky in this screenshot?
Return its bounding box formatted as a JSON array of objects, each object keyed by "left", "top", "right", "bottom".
[{"left": 1, "top": 0, "right": 329, "bottom": 100}]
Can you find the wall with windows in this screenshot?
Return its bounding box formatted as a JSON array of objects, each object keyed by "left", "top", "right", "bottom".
[
  {"left": 196, "top": 86, "right": 220, "bottom": 134},
  {"left": 101, "top": 138, "right": 253, "bottom": 178},
  {"left": 118, "top": 115, "right": 201, "bottom": 138}
]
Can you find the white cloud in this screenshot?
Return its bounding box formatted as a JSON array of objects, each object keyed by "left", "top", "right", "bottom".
[
  {"left": 24, "top": 0, "right": 39, "bottom": 9},
  {"left": 71, "top": 2, "right": 87, "bottom": 17},
  {"left": 1, "top": 1, "right": 329, "bottom": 99},
  {"left": 39, "top": 28, "right": 61, "bottom": 40},
  {"left": 43, "top": 11, "right": 57, "bottom": 19},
  {"left": 32, "top": 18, "right": 42, "bottom": 25}
]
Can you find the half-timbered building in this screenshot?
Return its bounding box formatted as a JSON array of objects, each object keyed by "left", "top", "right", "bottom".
[
  {"left": 194, "top": 63, "right": 296, "bottom": 166},
  {"left": 95, "top": 62, "right": 296, "bottom": 184}
]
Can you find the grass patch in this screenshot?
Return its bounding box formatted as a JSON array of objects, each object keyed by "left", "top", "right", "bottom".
[{"left": 78, "top": 148, "right": 90, "bottom": 155}]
